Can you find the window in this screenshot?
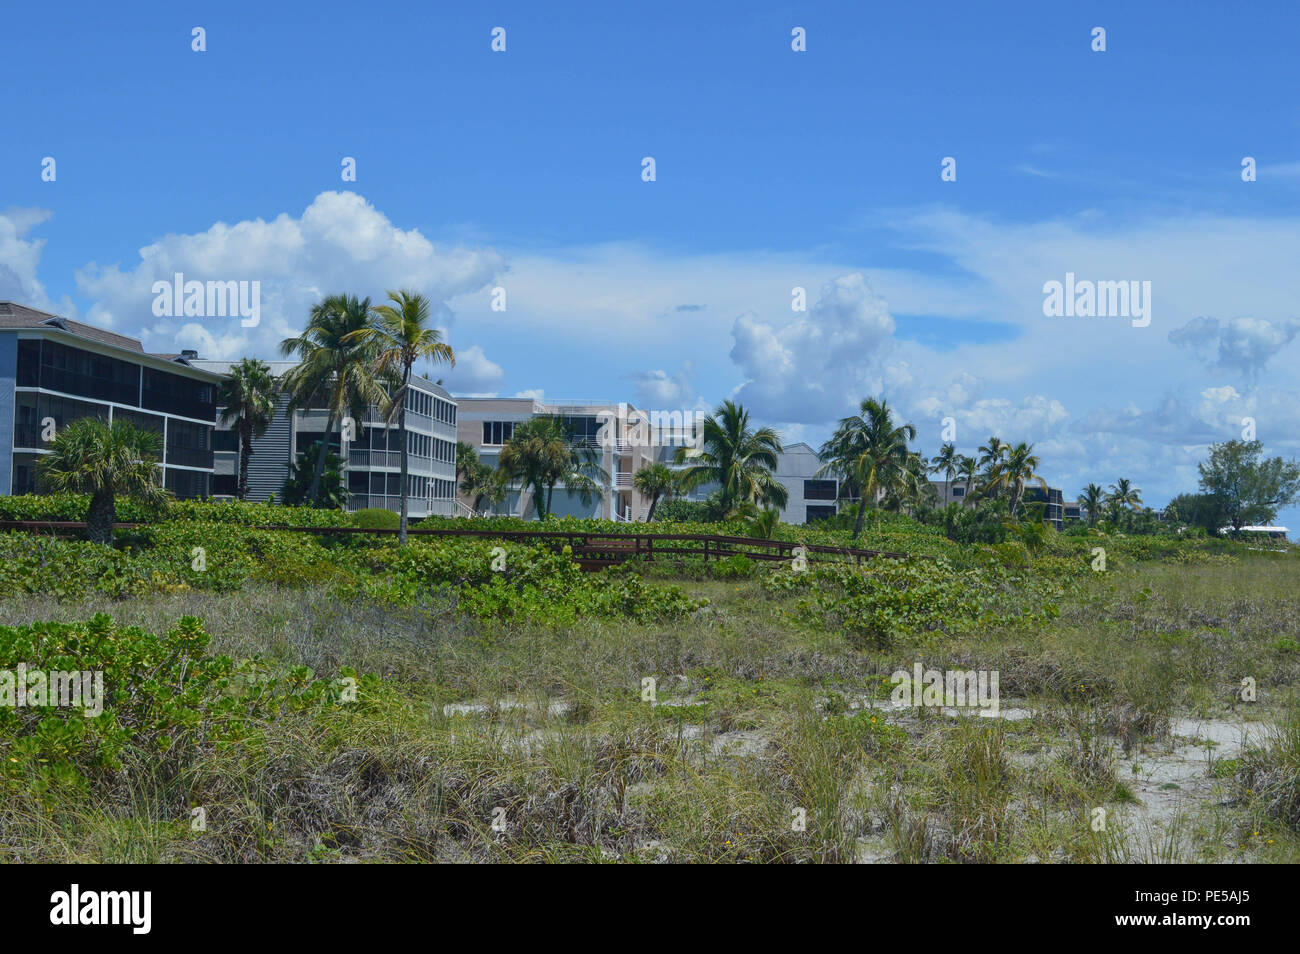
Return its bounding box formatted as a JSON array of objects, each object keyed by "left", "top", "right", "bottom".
[
  {"left": 164, "top": 468, "right": 210, "bottom": 499},
  {"left": 803, "top": 479, "right": 837, "bottom": 501},
  {"left": 36, "top": 340, "right": 141, "bottom": 406},
  {"left": 212, "top": 474, "right": 238, "bottom": 497},
  {"left": 166, "top": 420, "right": 214, "bottom": 469},
  {"left": 142, "top": 366, "right": 215, "bottom": 421},
  {"left": 482, "top": 421, "right": 514, "bottom": 445},
  {"left": 13, "top": 393, "right": 108, "bottom": 448},
  {"left": 213, "top": 429, "right": 239, "bottom": 452},
  {"left": 806, "top": 505, "right": 836, "bottom": 523},
  {"left": 952, "top": 486, "right": 965, "bottom": 497}
]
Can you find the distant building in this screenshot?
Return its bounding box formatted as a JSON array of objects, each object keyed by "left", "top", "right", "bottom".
[
  {"left": 455, "top": 398, "right": 687, "bottom": 520},
  {"left": 929, "top": 478, "right": 1075, "bottom": 531},
  {"left": 773, "top": 442, "right": 840, "bottom": 525}
]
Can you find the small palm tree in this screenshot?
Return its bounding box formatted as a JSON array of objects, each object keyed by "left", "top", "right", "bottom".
[
  {"left": 500, "top": 417, "right": 606, "bottom": 519},
  {"left": 1106, "top": 478, "right": 1144, "bottom": 527},
  {"left": 930, "top": 442, "right": 959, "bottom": 504},
  {"left": 345, "top": 290, "right": 456, "bottom": 542},
  {"left": 984, "top": 441, "right": 1046, "bottom": 517},
  {"left": 633, "top": 462, "right": 677, "bottom": 521},
  {"left": 745, "top": 506, "right": 781, "bottom": 539},
  {"left": 957, "top": 455, "right": 979, "bottom": 499},
  {"left": 1079, "top": 483, "right": 1106, "bottom": 526},
  {"left": 280, "top": 294, "right": 385, "bottom": 507},
  {"left": 817, "top": 397, "right": 916, "bottom": 540},
  {"left": 281, "top": 442, "right": 347, "bottom": 509},
  {"left": 217, "top": 357, "right": 277, "bottom": 500},
  {"left": 38, "top": 418, "right": 169, "bottom": 544},
  {"left": 459, "top": 460, "right": 507, "bottom": 515},
  {"left": 674, "top": 400, "right": 787, "bottom": 516}
]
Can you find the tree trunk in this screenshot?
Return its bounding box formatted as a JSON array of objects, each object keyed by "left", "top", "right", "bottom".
[
  {"left": 87, "top": 490, "right": 115, "bottom": 546},
  {"left": 239, "top": 419, "right": 252, "bottom": 500},
  {"left": 647, "top": 493, "right": 659, "bottom": 521},
  {"left": 852, "top": 499, "right": 867, "bottom": 540},
  {"left": 543, "top": 482, "right": 554, "bottom": 519},
  {"left": 398, "top": 366, "right": 411, "bottom": 544},
  {"left": 307, "top": 410, "right": 336, "bottom": 507}
]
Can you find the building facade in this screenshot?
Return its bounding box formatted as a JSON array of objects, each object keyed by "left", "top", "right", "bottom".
[
  {"left": 0, "top": 302, "right": 222, "bottom": 498},
  {"left": 772, "top": 441, "right": 841, "bottom": 524},
  {"left": 456, "top": 398, "right": 692, "bottom": 520},
  {"left": 194, "top": 360, "right": 459, "bottom": 517},
  {"left": 928, "top": 478, "right": 1074, "bottom": 530}
]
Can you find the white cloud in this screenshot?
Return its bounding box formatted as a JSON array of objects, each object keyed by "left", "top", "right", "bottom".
[
  {"left": 439, "top": 344, "right": 504, "bottom": 397},
  {"left": 71, "top": 191, "right": 505, "bottom": 364},
  {"left": 728, "top": 273, "right": 896, "bottom": 423},
  {"left": 1168, "top": 315, "right": 1300, "bottom": 377}
]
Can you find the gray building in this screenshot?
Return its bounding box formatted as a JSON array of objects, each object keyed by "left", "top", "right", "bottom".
[
  {"left": 194, "top": 360, "right": 459, "bottom": 517},
  {"left": 0, "top": 302, "right": 222, "bottom": 498},
  {"left": 773, "top": 441, "right": 840, "bottom": 525}
]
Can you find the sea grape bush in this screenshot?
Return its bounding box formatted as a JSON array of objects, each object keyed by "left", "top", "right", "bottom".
[{"left": 0, "top": 614, "right": 362, "bottom": 799}]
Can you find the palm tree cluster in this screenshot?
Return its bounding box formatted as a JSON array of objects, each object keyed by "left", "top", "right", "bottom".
[
  {"left": 1078, "top": 478, "right": 1144, "bottom": 527},
  {"left": 928, "top": 433, "right": 1048, "bottom": 519}
]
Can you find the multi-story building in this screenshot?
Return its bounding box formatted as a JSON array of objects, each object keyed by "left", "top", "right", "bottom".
[
  {"left": 193, "top": 360, "right": 459, "bottom": 517},
  {"left": 0, "top": 302, "right": 222, "bottom": 498},
  {"left": 456, "top": 397, "right": 689, "bottom": 520}
]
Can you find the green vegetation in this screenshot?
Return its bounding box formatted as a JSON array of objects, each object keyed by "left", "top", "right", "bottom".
[{"left": 0, "top": 494, "right": 1295, "bottom": 863}]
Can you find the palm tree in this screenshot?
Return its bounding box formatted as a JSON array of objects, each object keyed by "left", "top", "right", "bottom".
[
  {"left": 633, "top": 462, "right": 677, "bottom": 521},
  {"left": 674, "top": 400, "right": 787, "bottom": 516},
  {"left": 817, "top": 397, "right": 916, "bottom": 540},
  {"left": 1106, "top": 478, "right": 1144, "bottom": 527},
  {"left": 978, "top": 436, "right": 1009, "bottom": 471},
  {"left": 38, "top": 418, "right": 169, "bottom": 544},
  {"left": 459, "top": 461, "right": 507, "bottom": 515},
  {"left": 345, "top": 290, "right": 455, "bottom": 542},
  {"left": 930, "top": 442, "right": 959, "bottom": 504},
  {"left": 456, "top": 441, "right": 481, "bottom": 487},
  {"left": 984, "top": 441, "right": 1046, "bottom": 517},
  {"left": 217, "top": 358, "right": 277, "bottom": 500},
  {"left": 1079, "top": 482, "right": 1106, "bottom": 526},
  {"left": 957, "top": 455, "right": 979, "bottom": 499},
  {"left": 281, "top": 443, "right": 348, "bottom": 509},
  {"left": 280, "top": 294, "right": 385, "bottom": 507},
  {"left": 500, "top": 416, "right": 606, "bottom": 519}
]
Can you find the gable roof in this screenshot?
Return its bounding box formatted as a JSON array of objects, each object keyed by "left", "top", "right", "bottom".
[{"left": 0, "top": 301, "right": 144, "bottom": 352}]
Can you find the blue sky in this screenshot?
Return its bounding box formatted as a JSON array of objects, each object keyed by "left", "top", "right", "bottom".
[{"left": 3, "top": 0, "right": 1300, "bottom": 527}]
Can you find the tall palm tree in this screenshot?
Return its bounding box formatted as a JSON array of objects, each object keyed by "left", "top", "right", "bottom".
[
  {"left": 38, "top": 418, "right": 169, "bottom": 544},
  {"left": 674, "top": 400, "right": 787, "bottom": 516},
  {"left": 977, "top": 436, "right": 1009, "bottom": 494},
  {"left": 280, "top": 294, "right": 384, "bottom": 507},
  {"left": 345, "top": 290, "right": 455, "bottom": 542},
  {"left": 633, "top": 462, "right": 677, "bottom": 521},
  {"left": 817, "top": 397, "right": 916, "bottom": 540},
  {"left": 217, "top": 357, "right": 277, "bottom": 500},
  {"left": 500, "top": 416, "right": 606, "bottom": 519},
  {"left": 930, "top": 442, "right": 959, "bottom": 504},
  {"left": 1079, "top": 482, "right": 1106, "bottom": 527},
  {"left": 984, "top": 441, "right": 1046, "bottom": 517}
]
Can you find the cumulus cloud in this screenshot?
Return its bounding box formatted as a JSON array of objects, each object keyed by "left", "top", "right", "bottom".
[
  {"left": 1168, "top": 315, "right": 1300, "bottom": 377},
  {"left": 728, "top": 273, "right": 897, "bottom": 423},
  {"left": 439, "top": 344, "right": 505, "bottom": 397},
  {"left": 0, "top": 207, "right": 74, "bottom": 314},
  {"left": 72, "top": 191, "right": 505, "bottom": 363},
  {"left": 631, "top": 363, "right": 698, "bottom": 408}
]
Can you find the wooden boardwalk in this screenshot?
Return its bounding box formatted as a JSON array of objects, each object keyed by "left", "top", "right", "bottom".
[{"left": 0, "top": 520, "right": 925, "bottom": 569}]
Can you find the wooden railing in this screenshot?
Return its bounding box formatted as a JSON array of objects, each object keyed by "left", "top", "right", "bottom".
[{"left": 0, "top": 521, "right": 927, "bottom": 568}]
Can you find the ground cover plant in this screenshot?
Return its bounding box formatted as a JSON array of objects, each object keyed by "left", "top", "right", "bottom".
[{"left": 0, "top": 496, "right": 1296, "bottom": 863}]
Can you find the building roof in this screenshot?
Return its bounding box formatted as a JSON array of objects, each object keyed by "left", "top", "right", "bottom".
[{"left": 0, "top": 301, "right": 145, "bottom": 352}]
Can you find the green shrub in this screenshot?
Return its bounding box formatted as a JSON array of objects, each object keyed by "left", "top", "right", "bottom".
[{"left": 352, "top": 508, "right": 401, "bottom": 531}]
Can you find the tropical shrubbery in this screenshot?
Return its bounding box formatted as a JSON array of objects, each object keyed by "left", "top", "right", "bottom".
[{"left": 0, "top": 614, "right": 364, "bottom": 800}]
